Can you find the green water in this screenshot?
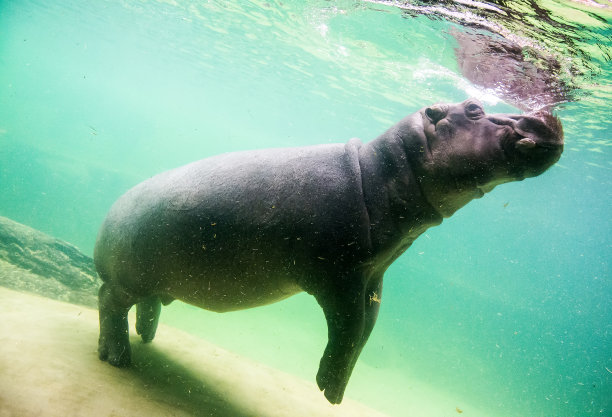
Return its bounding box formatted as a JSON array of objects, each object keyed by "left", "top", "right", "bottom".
[{"left": 0, "top": 0, "right": 610, "bottom": 416}]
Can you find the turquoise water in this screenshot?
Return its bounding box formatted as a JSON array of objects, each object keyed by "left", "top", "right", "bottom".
[{"left": 0, "top": 0, "right": 610, "bottom": 416}]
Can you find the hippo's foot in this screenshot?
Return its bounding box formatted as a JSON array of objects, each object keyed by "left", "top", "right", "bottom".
[
  {"left": 316, "top": 355, "right": 350, "bottom": 404},
  {"left": 98, "top": 332, "right": 131, "bottom": 367},
  {"left": 98, "top": 282, "right": 133, "bottom": 367},
  {"left": 135, "top": 296, "right": 162, "bottom": 343}
]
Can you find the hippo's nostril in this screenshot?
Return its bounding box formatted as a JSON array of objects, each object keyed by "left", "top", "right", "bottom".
[
  {"left": 515, "top": 138, "right": 537, "bottom": 153},
  {"left": 425, "top": 104, "right": 448, "bottom": 124}
]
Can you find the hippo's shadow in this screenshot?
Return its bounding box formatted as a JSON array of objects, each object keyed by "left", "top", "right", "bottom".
[{"left": 127, "top": 341, "right": 252, "bottom": 417}]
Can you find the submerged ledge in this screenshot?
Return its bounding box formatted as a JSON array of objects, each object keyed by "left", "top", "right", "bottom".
[{"left": 0, "top": 215, "right": 101, "bottom": 307}]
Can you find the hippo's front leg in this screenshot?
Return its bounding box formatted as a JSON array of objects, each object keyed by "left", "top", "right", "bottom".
[{"left": 314, "top": 273, "right": 381, "bottom": 404}]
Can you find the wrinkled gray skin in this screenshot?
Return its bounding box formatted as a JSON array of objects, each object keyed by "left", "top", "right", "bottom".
[{"left": 95, "top": 99, "right": 563, "bottom": 404}]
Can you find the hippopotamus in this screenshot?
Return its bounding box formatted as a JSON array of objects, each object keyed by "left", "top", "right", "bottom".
[{"left": 95, "top": 99, "right": 563, "bottom": 404}]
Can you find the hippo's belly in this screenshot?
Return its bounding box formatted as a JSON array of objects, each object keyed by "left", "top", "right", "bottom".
[
  {"left": 117, "top": 213, "right": 313, "bottom": 312},
  {"left": 161, "top": 263, "right": 305, "bottom": 313}
]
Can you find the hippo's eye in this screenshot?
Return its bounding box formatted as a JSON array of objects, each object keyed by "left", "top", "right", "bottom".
[{"left": 465, "top": 102, "right": 484, "bottom": 118}]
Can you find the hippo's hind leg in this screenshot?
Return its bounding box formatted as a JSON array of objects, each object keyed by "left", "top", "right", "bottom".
[
  {"left": 98, "top": 282, "right": 134, "bottom": 367},
  {"left": 135, "top": 296, "right": 161, "bottom": 343}
]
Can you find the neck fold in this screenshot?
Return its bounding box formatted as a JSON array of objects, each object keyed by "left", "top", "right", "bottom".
[{"left": 356, "top": 129, "right": 442, "bottom": 266}]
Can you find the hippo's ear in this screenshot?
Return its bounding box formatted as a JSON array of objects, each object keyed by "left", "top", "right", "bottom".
[{"left": 515, "top": 138, "right": 537, "bottom": 153}]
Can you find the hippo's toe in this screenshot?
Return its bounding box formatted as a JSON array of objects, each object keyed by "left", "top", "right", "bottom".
[
  {"left": 98, "top": 336, "right": 131, "bottom": 368},
  {"left": 316, "top": 361, "right": 347, "bottom": 404}
]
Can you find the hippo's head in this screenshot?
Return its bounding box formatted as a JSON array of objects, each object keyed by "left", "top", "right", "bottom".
[{"left": 402, "top": 99, "right": 563, "bottom": 217}]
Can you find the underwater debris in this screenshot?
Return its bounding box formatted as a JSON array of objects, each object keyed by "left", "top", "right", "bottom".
[{"left": 369, "top": 291, "right": 381, "bottom": 305}]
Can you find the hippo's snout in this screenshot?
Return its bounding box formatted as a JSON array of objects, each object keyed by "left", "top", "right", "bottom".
[
  {"left": 516, "top": 112, "right": 564, "bottom": 147},
  {"left": 490, "top": 112, "right": 564, "bottom": 178},
  {"left": 491, "top": 112, "right": 564, "bottom": 148}
]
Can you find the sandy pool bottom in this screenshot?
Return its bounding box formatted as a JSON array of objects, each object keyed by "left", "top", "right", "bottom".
[{"left": 0, "top": 287, "right": 490, "bottom": 417}]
